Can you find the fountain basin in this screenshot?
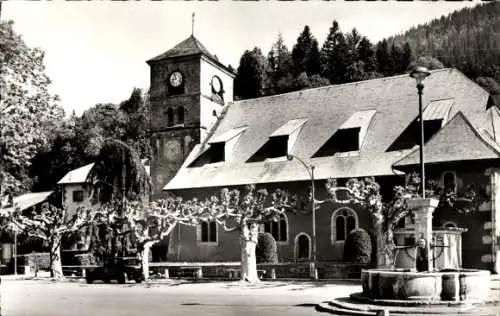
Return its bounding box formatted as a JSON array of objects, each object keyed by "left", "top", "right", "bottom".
[
  {"left": 361, "top": 268, "right": 490, "bottom": 303},
  {"left": 441, "top": 269, "right": 490, "bottom": 302}
]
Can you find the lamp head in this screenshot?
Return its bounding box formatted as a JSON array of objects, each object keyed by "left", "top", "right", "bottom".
[{"left": 410, "top": 66, "right": 431, "bottom": 85}]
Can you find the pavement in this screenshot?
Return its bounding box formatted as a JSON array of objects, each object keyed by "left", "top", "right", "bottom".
[
  {"left": 1, "top": 276, "right": 499, "bottom": 316},
  {"left": 1, "top": 277, "right": 361, "bottom": 316}
]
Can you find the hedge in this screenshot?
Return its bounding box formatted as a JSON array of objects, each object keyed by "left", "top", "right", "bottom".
[
  {"left": 256, "top": 232, "right": 278, "bottom": 264},
  {"left": 343, "top": 228, "right": 372, "bottom": 264}
]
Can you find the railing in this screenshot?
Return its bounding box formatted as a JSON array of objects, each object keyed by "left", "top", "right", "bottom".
[{"left": 58, "top": 261, "right": 370, "bottom": 280}]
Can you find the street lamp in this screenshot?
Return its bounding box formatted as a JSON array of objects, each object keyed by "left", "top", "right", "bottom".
[
  {"left": 286, "top": 154, "right": 318, "bottom": 280},
  {"left": 410, "top": 66, "right": 431, "bottom": 198}
]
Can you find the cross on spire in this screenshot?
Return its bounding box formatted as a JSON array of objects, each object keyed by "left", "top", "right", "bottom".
[{"left": 191, "top": 12, "right": 195, "bottom": 36}]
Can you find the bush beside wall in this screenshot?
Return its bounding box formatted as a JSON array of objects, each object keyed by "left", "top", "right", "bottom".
[
  {"left": 256, "top": 232, "right": 278, "bottom": 264},
  {"left": 343, "top": 228, "right": 372, "bottom": 264}
]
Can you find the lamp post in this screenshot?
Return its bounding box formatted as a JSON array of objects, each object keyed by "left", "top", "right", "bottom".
[
  {"left": 409, "top": 67, "right": 431, "bottom": 198},
  {"left": 286, "top": 154, "right": 318, "bottom": 280}
]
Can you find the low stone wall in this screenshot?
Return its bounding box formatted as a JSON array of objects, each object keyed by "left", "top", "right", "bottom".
[
  {"left": 148, "top": 261, "right": 370, "bottom": 279},
  {"left": 17, "top": 252, "right": 50, "bottom": 272}
]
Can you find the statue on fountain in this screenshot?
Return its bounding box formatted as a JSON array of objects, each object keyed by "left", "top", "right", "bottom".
[{"left": 415, "top": 237, "right": 428, "bottom": 272}]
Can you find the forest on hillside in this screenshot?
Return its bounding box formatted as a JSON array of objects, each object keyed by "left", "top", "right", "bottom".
[
  {"left": 390, "top": 1, "right": 500, "bottom": 85},
  {"left": 233, "top": 2, "right": 500, "bottom": 100}
]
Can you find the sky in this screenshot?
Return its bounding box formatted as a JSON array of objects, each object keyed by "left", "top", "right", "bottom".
[{"left": 3, "top": 0, "right": 481, "bottom": 116}]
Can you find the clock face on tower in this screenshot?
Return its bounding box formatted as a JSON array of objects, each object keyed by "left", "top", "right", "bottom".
[
  {"left": 164, "top": 139, "right": 181, "bottom": 162},
  {"left": 169, "top": 71, "right": 183, "bottom": 88},
  {"left": 211, "top": 76, "right": 223, "bottom": 94}
]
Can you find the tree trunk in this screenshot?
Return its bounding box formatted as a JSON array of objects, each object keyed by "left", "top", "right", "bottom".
[
  {"left": 140, "top": 240, "right": 158, "bottom": 280},
  {"left": 240, "top": 222, "right": 259, "bottom": 283},
  {"left": 50, "top": 235, "right": 64, "bottom": 280},
  {"left": 373, "top": 212, "right": 395, "bottom": 269}
]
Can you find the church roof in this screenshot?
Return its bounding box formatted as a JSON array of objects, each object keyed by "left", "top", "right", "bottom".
[
  {"left": 147, "top": 36, "right": 233, "bottom": 74},
  {"left": 164, "top": 68, "right": 494, "bottom": 191},
  {"left": 393, "top": 112, "right": 500, "bottom": 168}
]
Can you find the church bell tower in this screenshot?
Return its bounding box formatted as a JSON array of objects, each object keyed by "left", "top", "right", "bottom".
[{"left": 146, "top": 34, "right": 235, "bottom": 197}]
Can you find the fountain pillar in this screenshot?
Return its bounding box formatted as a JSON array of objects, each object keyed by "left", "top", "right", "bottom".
[{"left": 407, "top": 197, "right": 440, "bottom": 271}]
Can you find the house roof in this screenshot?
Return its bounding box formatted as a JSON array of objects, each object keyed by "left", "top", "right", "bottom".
[
  {"left": 0, "top": 191, "right": 54, "bottom": 215},
  {"left": 165, "top": 68, "right": 492, "bottom": 191},
  {"left": 57, "top": 163, "right": 94, "bottom": 185},
  {"left": 147, "top": 35, "right": 234, "bottom": 75},
  {"left": 394, "top": 112, "right": 500, "bottom": 168}
]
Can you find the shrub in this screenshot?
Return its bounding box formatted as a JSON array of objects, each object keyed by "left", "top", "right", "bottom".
[
  {"left": 256, "top": 232, "right": 278, "bottom": 264},
  {"left": 343, "top": 228, "right": 372, "bottom": 264}
]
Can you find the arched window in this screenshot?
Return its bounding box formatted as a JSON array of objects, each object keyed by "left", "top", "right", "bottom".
[
  {"left": 294, "top": 233, "right": 311, "bottom": 261},
  {"left": 167, "top": 108, "right": 174, "bottom": 127},
  {"left": 331, "top": 207, "right": 358, "bottom": 243},
  {"left": 442, "top": 221, "right": 457, "bottom": 228},
  {"left": 264, "top": 213, "right": 288, "bottom": 243},
  {"left": 177, "top": 107, "right": 185, "bottom": 124},
  {"left": 443, "top": 171, "right": 457, "bottom": 192}
]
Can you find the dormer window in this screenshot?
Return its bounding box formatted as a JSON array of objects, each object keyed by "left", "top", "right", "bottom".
[
  {"left": 388, "top": 99, "right": 454, "bottom": 151},
  {"left": 189, "top": 127, "right": 247, "bottom": 166},
  {"left": 248, "top": 119, "right": 307, "bottom": 162},
  {"left": 314, "top": 110, "right": 376, "bottom": 157}
]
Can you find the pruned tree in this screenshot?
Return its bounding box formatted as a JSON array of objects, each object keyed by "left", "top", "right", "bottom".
[
  {"left": 325, "top": 177, "right": 413, "bottom": 268},
  {"left": 91, "top": 197, "right": 200, "bottom": 279},
  {"left": 324, "top": 173, "right": 488, "bottom": 269},
  {"left": 188, "top": 185, "right": 292, "bottom": 283},
  {"left": 4, "top": 203, "right": 92, "bottom": 279}
]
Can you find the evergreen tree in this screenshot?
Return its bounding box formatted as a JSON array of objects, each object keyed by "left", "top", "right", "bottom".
[
  {"left": 266, "top": 33, "right": 294, "bottom": 95},
  {"left": 357, "top": 37, "right": 377, "bottom": 74},
  {"left": 388, "top": 2, "right": 500, "bottom": 82},
  {"left": 402, "top": 43, "right": 414, "bottom": 72},
  {"left": 234, "top": 47, "right": 267, "bottom": 100},
  {"left": 376, "top": 39, "right": 391, "bottom": 76},
  {"left": 292, "top": 25, "right": 321, "bottom": 76},
  {"left": 320, "top": 20, "right": 342, "bottom": 82}
]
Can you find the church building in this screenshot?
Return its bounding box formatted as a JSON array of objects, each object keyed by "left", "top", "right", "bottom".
[{"left": 147, "top": 35, "right": 500, "bottom": 274}]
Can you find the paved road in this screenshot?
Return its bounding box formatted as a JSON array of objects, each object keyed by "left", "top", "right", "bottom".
[{"left": 1, "top": 279, "right": 360, "bottom": 316}]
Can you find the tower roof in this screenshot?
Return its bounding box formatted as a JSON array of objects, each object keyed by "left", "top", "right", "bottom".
[{"left": 147, "top": 35, "right": 233, "bottom": 74}]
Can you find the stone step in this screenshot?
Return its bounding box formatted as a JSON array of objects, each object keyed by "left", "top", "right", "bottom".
[
  {"left": 321, "top": 297, "right": 480, "bottom": 315},
  {"left": 316, "top": 302, "right": 375, "bottom": 316}
]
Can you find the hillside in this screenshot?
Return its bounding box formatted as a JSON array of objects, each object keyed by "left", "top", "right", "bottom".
[{"left": 388, "top": 2, "right": 500, "bottom": 84}]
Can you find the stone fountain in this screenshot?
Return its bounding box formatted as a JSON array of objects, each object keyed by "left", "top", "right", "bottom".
[{"left": 359, "top": 198, "right": 490, "bottom": 304}]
